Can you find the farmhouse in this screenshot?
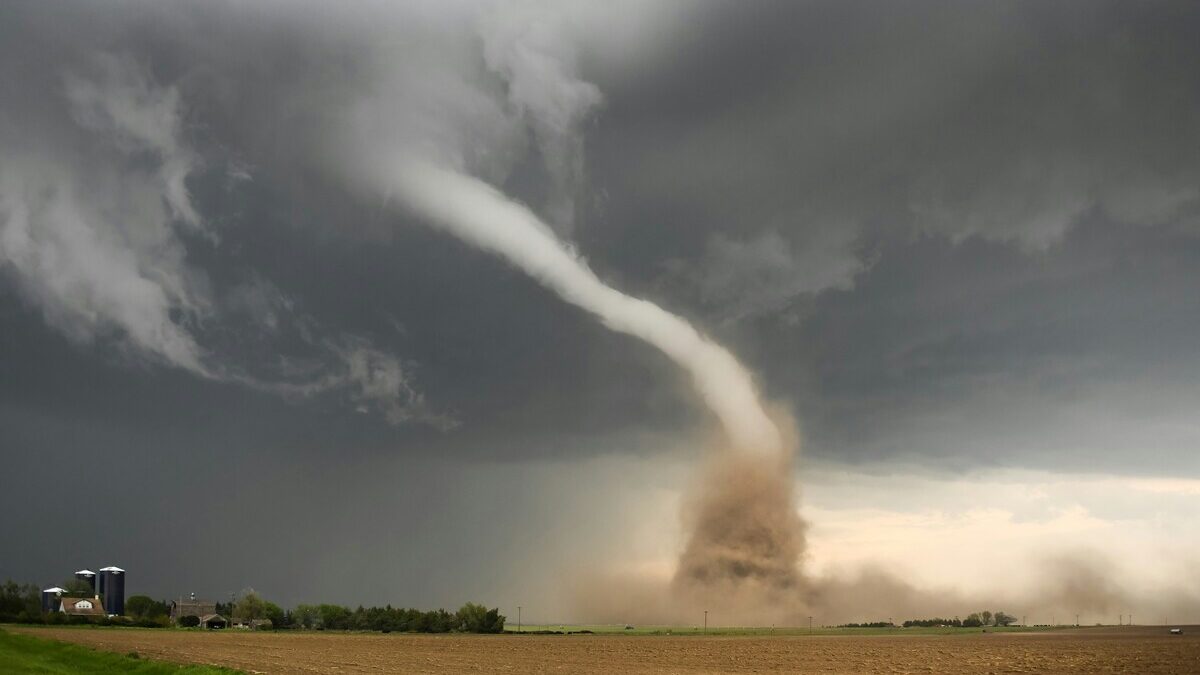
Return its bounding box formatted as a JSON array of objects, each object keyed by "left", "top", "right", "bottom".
[{"left": 60, "top": 597, "right": 107, "bottom": 617}]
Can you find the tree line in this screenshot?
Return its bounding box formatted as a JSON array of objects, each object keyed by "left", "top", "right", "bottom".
[
  {"left": 284, "top": 601, "right": 504, "bottom": 633},
  {"left": 903, "top": 611, "right": 1017, "bottom": 628},
  {"left": 836, "top": 610, "right": 1020, "bottom": 629},
  {"left": 1, "top": 580, "right": 504, "bottom": 633}
]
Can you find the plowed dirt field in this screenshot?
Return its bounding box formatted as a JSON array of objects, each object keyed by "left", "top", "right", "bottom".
[{"left": 11, "top": 625, "right": 1199, "bottom": 674}]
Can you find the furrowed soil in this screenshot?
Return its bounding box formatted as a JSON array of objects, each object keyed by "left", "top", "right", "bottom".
[{"left": 11, "top": 625, "right": 1200, "bottom": 674}]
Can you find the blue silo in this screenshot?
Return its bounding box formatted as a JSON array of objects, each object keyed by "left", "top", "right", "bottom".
[
  {"left": 75, "top": 569, "right": 96, "bottom": 594},
  {"left": 41, "top": 587, "right": 65, "bottom": 613},
  {"left": 98, "top": 566, "right": 125, "bottom": 615}
]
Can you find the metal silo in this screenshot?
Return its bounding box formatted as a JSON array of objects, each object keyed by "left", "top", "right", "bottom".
[
  {"left": 98, "top": 566, "right": 125, "bottom": 615},
  {"left": 41, "top": 587, "right": 66, "bottom": 613},
  {"left": 75, "top": 569, "right": 96, "bottom": 594}
]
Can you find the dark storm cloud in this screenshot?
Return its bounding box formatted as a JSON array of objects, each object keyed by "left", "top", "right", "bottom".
[
  {"left": 588, "top": 0, "right": 1200, "bottom": 295},
  {"left": 3, "top": 0, "right": 1200, "bottom": 607},
  {"left": 769, "top": 216, "right": 1200, "bottom": 474},
  {"left": 576, "top": 0, "right": 1200, "bottom": 472}
]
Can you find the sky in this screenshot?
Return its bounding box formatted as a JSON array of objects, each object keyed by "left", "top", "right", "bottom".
[{"left": 2, "top": 0, "right": 1199, "bottom": 625}]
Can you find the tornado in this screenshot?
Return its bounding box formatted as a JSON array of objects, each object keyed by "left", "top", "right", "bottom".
[
  {"left": 381, "top": 160, "right": 805, "bottom": 601},
  {"left": 390, "top": 162, "right": 782, "bottom": 458}
]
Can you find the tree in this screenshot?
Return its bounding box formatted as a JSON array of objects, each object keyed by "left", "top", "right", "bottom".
[
  {"left": 994, "top": 611, "right": 1017, "bottom": 626},
  {"left": 963, "top": 613, "right": 983, "bottom": 628},
  {"left": 317, "top": 604, "right": 351, "bottom": 630},
  {"left": 233, "top": 591, "right": 267, "bottom": 621},
  {"left": 263, "top": 601, "right": 285, "bottom": 628},
  {"left": 0, "top": 580, "right": 40, "bottom": 619},
  {"left": 179, "top": 615, "right": 201, "bottom": 628},
  {"left": 293, "top": 604, "right": 319, "bottom": 629},
  {"left": 981, "top": 611, "right": 993, "bottom": 626},
  {"left": 61, "top": 578, "right": 94, "bottom": 596},
  {"left": 125, "top": 595, "right": 168, "bottom": 619},
  {"left": 457, "top": 603, "right": 505, "bottom": 633}
]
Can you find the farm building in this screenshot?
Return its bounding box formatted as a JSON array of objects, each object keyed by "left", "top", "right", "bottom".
[
  {"left": 171, "top": 596, "right": 218, "bottom": 624},
  {"left": 231, "top": 617, "right": 273, "bottom": 630},
  {"left": 200, "top": 613, "right": 228, "bottom": 629},
  {"left": 41, "top": 587, "right": 66, "bottom": 613},
  {"left": 60, "top": 597, "right": 107, "bottom": 617}
]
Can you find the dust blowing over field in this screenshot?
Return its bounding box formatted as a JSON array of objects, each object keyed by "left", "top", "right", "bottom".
[{"left": 676, "top": 451, "right": 805, "bottom": 591}]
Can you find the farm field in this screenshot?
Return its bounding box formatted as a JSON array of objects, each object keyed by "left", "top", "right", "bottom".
[
  {"left": 0, "top": 628, "right": 239, "bottom": 674},
  {"left": 10, "top": 624, "right": 1199, "bottom": 674}
]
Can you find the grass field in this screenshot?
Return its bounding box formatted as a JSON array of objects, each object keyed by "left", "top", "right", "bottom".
[
  {"left": 9, "top": 624, "right": 1198, "bottom": 674},
  {"left": 0, "top": 627, "right": 242, "bottom": 674}
]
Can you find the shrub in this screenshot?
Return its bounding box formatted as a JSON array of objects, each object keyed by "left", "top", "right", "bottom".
[{"left": 178, "top": 615, "right": 201, "bottom": 628}]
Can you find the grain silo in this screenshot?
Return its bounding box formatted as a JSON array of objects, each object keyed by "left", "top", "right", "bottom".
[
  {"left": 41, "top": 587, "right": 66, "bottom": 613},
  {"left": 98, "top": 566, "right": 125, "bottom": 615},
  {"left": 74, "top": 569, "right": 96, "bottom": 594}
]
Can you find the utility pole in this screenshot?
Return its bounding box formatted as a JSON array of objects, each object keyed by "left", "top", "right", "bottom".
[
  {"left": 808, "top": 616, "right": 812, "bottom": 635},
  {"left": 518, "top": 606, "right": 521, "bottom": 633},
  {"left": 1075, "top": 614, "right": 1079, "bottom": 627},
  {"left": 703, "top": 610, "right": 708, "bottom": 634},
  {"left": 1118, "top": 614, "right": 1122, "bottom": 626}
]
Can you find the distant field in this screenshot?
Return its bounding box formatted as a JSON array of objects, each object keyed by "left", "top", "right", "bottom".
[
  {"left": 506, "top": 623, "right": 1059, "bottom": 636},
  {"left": 0, "top": 627, "right": 241, "bottom": 674},
  {"left": 10, "top": 624, "right": 1199, "bottom": 674}
]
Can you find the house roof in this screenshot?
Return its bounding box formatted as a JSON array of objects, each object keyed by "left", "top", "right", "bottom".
[
  {"left": 199, "top": 614, "right": 227, "bottom": 623},
  {"left": 172, "top": 599, "right": 217, "bottom": 615},
  {"left": 61, "top": 597, "right": 106, "bottom": 616}
]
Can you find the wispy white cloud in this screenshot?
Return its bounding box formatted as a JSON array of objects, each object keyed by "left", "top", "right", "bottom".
[
  {"left": 0, "top": 55, "right": 213, "bottom": 375},
  {"left": 0, "top": 52, "right": 450, "bottom": 427}
]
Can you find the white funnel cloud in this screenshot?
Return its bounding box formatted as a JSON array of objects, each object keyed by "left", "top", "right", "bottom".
[{"left": 385, "top": 161, "right": 782, "bottom": 457}]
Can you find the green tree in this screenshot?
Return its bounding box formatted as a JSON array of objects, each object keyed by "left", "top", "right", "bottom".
[
  {"left": 994, "top": 611, "right": 1017, "bottom": 626},
  {"left": 0, "top": 580, "right": 40, "bottom": 619},
  {"left": 981, "top": 610, "right": 993, "bottom": 626},
  {"left": 293, "top": 604, "right": 319, "bottom": 629},
  {"left": 125, "top": 595, "right": 168, "bottom": 619},
  {"left": 61, "top": 578, "right": 94, "bottom": 596},
  {"left": 262, "top": 601, "right": 285, "bottom": 628},
  {"left": 233, "top": 591, "right": 267, "bottom": 621},
  {"left": 457, "top": 603, "right": 505, "bottom": 633},
  {"left": 317, "top": 604, "right": 351, "bottom": 630}
]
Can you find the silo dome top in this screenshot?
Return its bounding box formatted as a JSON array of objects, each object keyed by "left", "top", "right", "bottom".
[
  {"left": 99, "top": 566, "right": 124, "bottom": 573},
  {"left": 43, "top": 587, "right": 67, "bottom": 593},
  {"left": 75, "top": 569, "right": 95, "bottom": 576}
]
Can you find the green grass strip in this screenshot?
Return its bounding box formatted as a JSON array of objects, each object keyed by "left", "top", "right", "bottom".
[{"left": 0, "top": 628, "right": 243, "bottom": 674}]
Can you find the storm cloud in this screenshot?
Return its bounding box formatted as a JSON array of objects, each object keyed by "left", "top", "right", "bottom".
[{"left": 2, "top": 0, "right": 1200, "bottom": 621}]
